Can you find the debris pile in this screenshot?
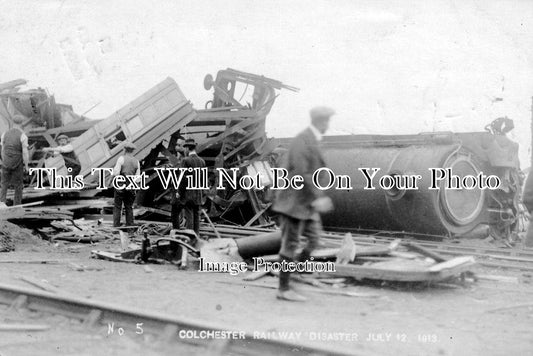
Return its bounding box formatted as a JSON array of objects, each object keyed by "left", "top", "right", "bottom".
[
  {"left": 37, "top": 218, "right": 116, "bottom": 243},
  {"left": 87, "top": 220, "right": 477, "bottom": 293},
  {"left": 0, "top": 221, "right": 35, "bottom": 252},
  {"left": 0, "top": 69, "right": 525, "bottom": 293}
]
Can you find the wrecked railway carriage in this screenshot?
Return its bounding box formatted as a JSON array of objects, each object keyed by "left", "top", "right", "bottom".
[{"left": 0, "top": 70, "right": 523, "bottom": 240}]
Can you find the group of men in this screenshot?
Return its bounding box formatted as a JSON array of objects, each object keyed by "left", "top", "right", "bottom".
[
  {"left": 0, "top": 107, "right": 335, "bottom": 303},
  {"left": 170, "top": 138, "right": 206, "bottom": 244},
  {"left": 0, "top": 115, "right": 81, "bottom": 206},
  {"left": 0, "top": 113, "right": 206, "bottom": 245},
  {"left": 111, "top": 137, "right": 206, "bottom": 245},
  {"left": 19, "top": 107, "right": 533, "bottom": 303}
]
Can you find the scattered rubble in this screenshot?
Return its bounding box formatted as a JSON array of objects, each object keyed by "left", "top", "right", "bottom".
[
  {"left": 0, "top": 71, "right": 528, "bottom": 297},
  {"left": 0, "top": 221, "right": 35, "bottom": 252}
]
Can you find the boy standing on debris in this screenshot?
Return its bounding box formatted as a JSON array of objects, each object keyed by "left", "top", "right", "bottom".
[
  {"left": 272, "top": 106, "right": 335, "bottom": 302},
  {"left": 43, "top": 134, "right": 82, "bottom": 176},
  {"left": 174, "top": 138, "right": 205, "bottom": 243},
  {"left": 112, "top": 142, "right": 140, "bottom": 229},
  {"left": 0, "top": 115, "right": 29, "bottom": 206}
]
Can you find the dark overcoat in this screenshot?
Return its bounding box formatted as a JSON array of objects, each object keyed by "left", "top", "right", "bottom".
[
  {"left": 272, "top": 127, "right": 326, "bottom": 220},
  {"left": 178, "top": 153, "right": 206, "bottom": 206}
]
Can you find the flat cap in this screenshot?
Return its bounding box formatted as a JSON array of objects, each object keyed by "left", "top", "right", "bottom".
[
  {"left": 12, "top": 115, "right": 24, "bottom": 124},
  {"left": 124, "top": 142, "right": 136, "bottom": 150},
  {"left": 56, "top": 134, "right": 69, "bottom": 141},
  {"left": 310, "top": 106, "right": 335, "bottom": 120}
]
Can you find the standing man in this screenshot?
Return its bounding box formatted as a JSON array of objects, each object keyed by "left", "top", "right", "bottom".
[
  {"left": 113, "top": 142, "right": 140, "bottom": 229},
  {"left": 175, "top": 138, "right": 205, "bottom": 243},
  {"left": 43, "top": 134, "right": 81, "bottom": 176},
  {"left": 170, "top": 136, "right": 185, "bottom": 229},
  {"left": 0, "top": 115, "right": 29, "bottom": 206},
  {"left": 272, "top": 106, "right": 335, "bottom": 302}
]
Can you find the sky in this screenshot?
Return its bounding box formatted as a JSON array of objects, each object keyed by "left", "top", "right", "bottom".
[{"left": 1, "top": 0, "right": 532, "bottom": 165}]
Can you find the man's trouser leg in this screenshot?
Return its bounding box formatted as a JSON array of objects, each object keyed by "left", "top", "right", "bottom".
[
  {"left": 296, "top": 218, "right": 323, "bottom": 263},
  {"left": 192, "top": 204, "right": 200, "bottom": 237},
  {"left": 183, "top": 203, "right": 194, "bottom": 231},
  {"left": 12, "top": 166, "right": 23, "bottom": 206},
  {"left": 182, "top": 202, "right": 199, "bottom": 244},
  {"left": 171, "top": 203, "right": 182, "bottom": 229},
  {"left": 278, "top": 254, "right": 293, "bottom": 291},
  {"left": 278, "top": 215, "right": 301, "bottom": 291},
  {"left": 113, "top": 189, "right": 124, "bottom": 227},
  {"left": 0, "top": 168, "right": 10, "bottom": 203},
  {"left": 123, "top": 191, "right": 136, "bottom": 228}
]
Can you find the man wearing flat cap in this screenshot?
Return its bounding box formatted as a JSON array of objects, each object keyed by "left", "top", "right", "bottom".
[
  {"left": 112, "top": 142, "right": 140, "bottom": 228},
  {"left": 173, "top": 138, "right": 205, "bottom": 243},
  {"left": 0, "top": 115, "right": 29, "bottom": 206},
  {"left": 272, "top": 106, "right": 335, "bottom": 302},
  {"left": 43, "top": 134, "right": 81, "bottom": 176}
]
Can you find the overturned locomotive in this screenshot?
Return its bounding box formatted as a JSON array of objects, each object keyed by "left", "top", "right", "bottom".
[{"left": 274, "top": 126, "right": 521, "bottom": 239}]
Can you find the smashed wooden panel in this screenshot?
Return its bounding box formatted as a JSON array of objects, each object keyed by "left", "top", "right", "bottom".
[
  {"left": 331, "top": 256, "right": 475, "bottom": 282},
  {"left": 45, "top": 77, "right": 198, "bottom": 183}
]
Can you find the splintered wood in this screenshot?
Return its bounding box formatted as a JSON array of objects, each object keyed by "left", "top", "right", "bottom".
[{"left": 44, "top": 219, "right": 116, "bottom": 243}]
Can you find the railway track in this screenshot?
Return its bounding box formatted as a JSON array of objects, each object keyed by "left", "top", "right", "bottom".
[
  {"left": 0, "top": 282, "right": 352, "bottom": 356},
  {"left": 198, "top": 224, "right": 533, "bottom": 271}
]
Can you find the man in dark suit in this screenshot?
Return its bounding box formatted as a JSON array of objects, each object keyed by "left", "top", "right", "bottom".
[
  {"left": 272, "top": 106, "right": 335, "bottom": 302},
  {"left": 0, "top": 115, "right": 29, "bottom": 206},
  {"left": 170, "top": 136, "right": 185, "bottom": 229},
  {"left": 175, "top": 138, "right": 206, "bottom": 243}
]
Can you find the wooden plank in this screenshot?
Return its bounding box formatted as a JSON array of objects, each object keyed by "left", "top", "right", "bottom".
[
  {"left": 19, "top": 277, "right": 61, "bottom": 294},
  {"left": 0, "top": 324, "right": 50, "bottom": 331},
  {"left": 90, "top": 250, "right": 136, "bottom": 263},
  {"left": 330, "top": 258, "right": 474, "bottom": 282},
  {"left": 196, "top": 118, "right": 263, "bottom": 152},
  {"left": 0, "top": 260, "right": 62, "bottom": 264},
  {"left": 6, "top": 208, "right": 74, "bottom": 221},
  {"left": 428, "top": 256, "right": 475, "bottom": 272},
  {"left": 196, "top": 110, "right": 256, "bottom": 120},
  {"left": 475, "top": 274, "right": 519, "bottom": 283},
  {"left": 134, "top": 206, "right": 171, "bottom": 217},
  {"left": 403, "top": 241, "right": 447, "bottom": 262},
  {"left": 244, "top": 203, "right": 271, "bottom": 227}
]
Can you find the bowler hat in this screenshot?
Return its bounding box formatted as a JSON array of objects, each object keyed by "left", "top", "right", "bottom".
[{"left": 183, "top": 138, "right": 197, "bottom": 148}]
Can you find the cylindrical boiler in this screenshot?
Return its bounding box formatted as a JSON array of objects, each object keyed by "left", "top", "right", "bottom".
[{"left": 319, "top": 136, "right": 486, "bottom": 236}]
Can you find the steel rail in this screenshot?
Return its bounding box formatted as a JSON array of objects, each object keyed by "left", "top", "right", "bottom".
[{"left": 0, "top": 283, "right": 353, "bottom": 356}]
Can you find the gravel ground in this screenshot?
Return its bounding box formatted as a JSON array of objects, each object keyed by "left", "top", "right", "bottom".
[{"left": 0, "top": 234, "right": 532, "bottom": 356}]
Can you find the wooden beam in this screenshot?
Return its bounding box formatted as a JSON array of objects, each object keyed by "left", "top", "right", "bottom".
[{"left": 196, "top": 118, "right": 264, "bottom": 153}]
